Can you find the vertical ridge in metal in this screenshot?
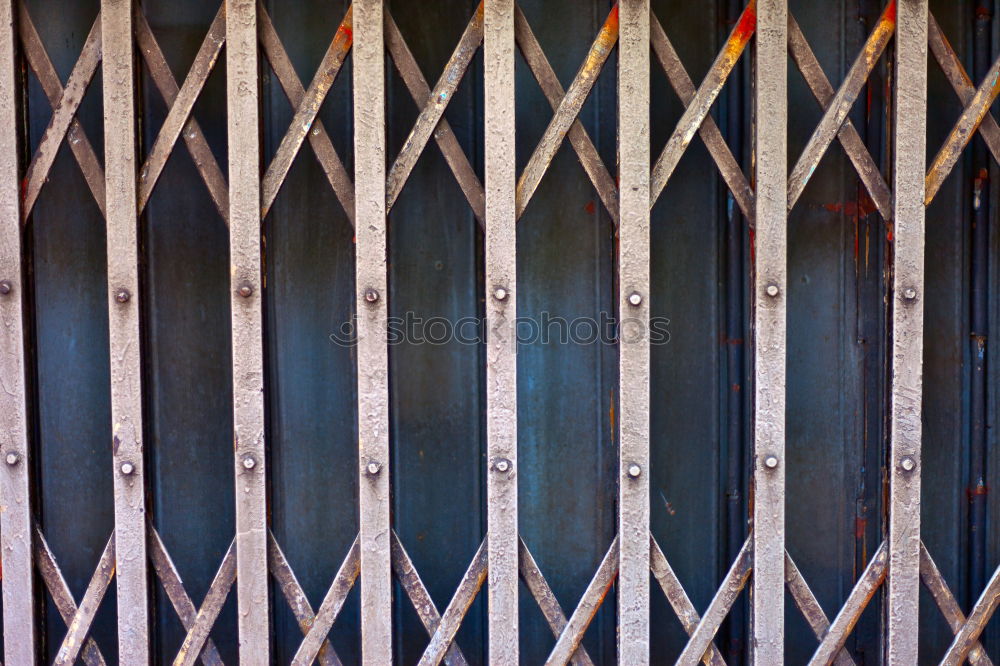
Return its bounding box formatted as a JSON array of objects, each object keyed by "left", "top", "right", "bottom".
[
  {"left": 102, "top": 0, "right": 150, "bottom": 661},
  {"left": 0, "top": 0, "right": 36, "bottom": 661},
  {"left": 226, "top": 0, "right": 269, "bottom": 661},
  {"left": 618, "top": 0, "right": 650, "bottom": 662},
  {"left": 353, "top": 0, "right": 392, "bottom": 662},
  {"left": 751, "top": 0, "right": 787, "bottom": 663},
  {"left": 887, "top": 0, "right": 927, "bottom": 662},
  {"left": 484, "top": 0, "right": 518, "bottom": 661}
]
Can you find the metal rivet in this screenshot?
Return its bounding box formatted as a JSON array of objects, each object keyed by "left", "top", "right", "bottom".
[
  {"left": 364, "top": 288, "right": 380, "bottom": 304},
  {"left": 495, "top": 458, "right": 511, "bottom": 473},
  {"left": 902, "top": 287, "right": 917, "bottom": 301},
  {"left": 493, "top": 286, "right": 508, "bottom": 302},
  {"left": 765, "top": 283, "right": 780, "bottom": 298},
  {"left": 0, "top": 280, "right": 11, "bottom": 295},
  {"left": 242, "top": 456, "right": 256, "bottom": 470},
  {"left": 627, "top": 463, "right": 642, "bottom": 478},
  {"left": 900, "top": 456, "right": 916, "bottom": 472},
  {"left": 628, "top": 291, "right": 643, "bottom": 307},
  {"left": 120, "top": 461, "right": 135, "bottom": 475},
  {"left": 764, "top": 455, "right": 779, "bottom": 469},
  {"left": 366, "top": 460, "right": 382, "bottom": 476},
  {"left": 115, "top": 288, "right": 131, "bottom": 304},
  {"left": 238, "top": 282, "right": 254, "bottom": 298},
  {"left": 5, "top": 452, "right": 19, "bottom": 466}
]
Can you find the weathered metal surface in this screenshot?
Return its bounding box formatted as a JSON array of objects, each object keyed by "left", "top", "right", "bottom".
[
  {"left": 887, "top": 0, "right": 927, "bottom": 662},
  {"left": 353, "top": 0, "right": 392, "bottom": 662},
  {"left": 516, "top": 4, "right": 617, "bottom": 219},
  {"left": 783, "top": 552, "right": 855, "bottom": 666},
  {"left": 175, "top": 540, "right": 237, "bottom": 666},
  {"left": 618, "top": 0, "right": 650, "bottom": 662},
  {"left": 650, "top": 0, "right": 754, "bottom": 205},
  {"left": 226, "top": 0, "right": 270, "bottom": 660},
  {"left": 751, "top": 0, "right": 786, "bottom": 663},
  {"left": 416, "top": 539, "right": 487, "bottom": 666},
  {"left": 0, "top": 0, "right": 35, "bottom": 661},
  {"left": 546, "top": 538, "right": 618, "bottom": 666},
  {"left": 675, "top": 536, "right": 752, "bottom": 666},
  {"left": 919, "top": 541, "right": 992, "bottom": 666},
  {"left": 291, "top": 536, "right": 359, "bottom": 666},
  {"left": 135, "top": 3, "right": 227, "bottom": 222},
  {"left": 53, "top": 533, "right": 116, "bottom": 666},
  {"left": 941, "top": 562, "right": 1000, "bottom": 665},
  {"left": 485, "top": 0, "right": 518, "bottom": 662},
  {"left": 101, "top": 0, "right": 151, "bottom": 660}
]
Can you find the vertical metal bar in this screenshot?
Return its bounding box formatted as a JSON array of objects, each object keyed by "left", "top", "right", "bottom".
[
  {"left": 968, "top": 0, "right": 991, "bottom": 605},
  {"left": 353, "top": 0, "right": 391, "bottom": 662},
  {"left": 751, "top": 0, "right": 787, "bottom": 663},
  {"left": 484, "top": 0, "right": 518, "bottom": 662},
  {"left": 226, "top": 0, "right": 269, "bottom": 661},
  {"left": 0, "top": 0, "right": 36, "bottom": 662},
  {"left": 101, "top": 0, "right": 150, "bottom": 661},
  {"left": 886, "top": 0, "right": 927, "bottom": 661},
  {"left": 618, "top": 0, "right": 650, "bottom": 662}
]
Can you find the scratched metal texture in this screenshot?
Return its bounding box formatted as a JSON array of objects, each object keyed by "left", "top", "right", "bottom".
[{"left": 15, "top": 0, "right": 999, "bottom": 663}]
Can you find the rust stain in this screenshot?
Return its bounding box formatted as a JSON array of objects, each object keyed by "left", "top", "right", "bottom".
[
  {"left": 854, "top": 516, "right": 867, "bottom": 540},
  {"left": 584, "top": 200, "right": 596, "bottom": 214},
  {"left": 730, "top": 0, "right": 756, "bottom": 47},
  {"left": 823, "top": 192, "right": 878, "bottom": 219}
]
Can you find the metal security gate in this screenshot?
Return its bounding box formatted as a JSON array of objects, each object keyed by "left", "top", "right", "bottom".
[{"left": 3, "top": 0, "right": 1000, "bottom": 663}]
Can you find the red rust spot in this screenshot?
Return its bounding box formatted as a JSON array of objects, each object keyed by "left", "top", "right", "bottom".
[
  {"left": 731, "top": 383, "right": 741, "bottom": 393},
  {"left": 886, "top": 225, "right": 893, "bottom": 243},
  {"left": 968, "top": 484, "right": 990, "bottom": 499},
  {"left": 730, "top": 1, "right": 757, "bottom": 46},
  {"left": 854, "top": 516, "right": 867, "bottom": 539},
  {"left": 823, "top": 192, "right": 878, "bottom": 219},
  {"left": 883, "top": 0, "right": 896, "bottom": 25},
  {"left": 976, "top": 5, "right": 992, "bottom": 20},
  {"left": 608, "top": 3, "right": 620, "bottom": 27},
  {"left": 338, "top": 22, "right": 353, "bottom": 43},
  {"left": 584, "top": 200, "right": 596, "bottom": 215}
]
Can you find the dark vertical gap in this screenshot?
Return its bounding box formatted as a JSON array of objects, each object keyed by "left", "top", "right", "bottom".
[
  {"left": 721, "top": 0, "right": 748, "bottom": 662},
  {"left": 969, "top": 0, "right": 992, "bottom": 608}
]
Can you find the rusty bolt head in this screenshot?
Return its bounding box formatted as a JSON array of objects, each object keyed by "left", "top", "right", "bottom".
[
  {"left": 765, "top": 283, "right": 780, "bottom": 298},
  {"left": 627, "top": 462, "right": 642, "bottom": 478},
  {"left": 364, "top": 288, "right": 380, "bottom": 304},
  {"left": 902, "top": 287, "right": 917, "bottom": 301},
  {"left": 493, "top": 286, "right": 508, "bottom": 302},
  {"left": 900, "top": 456, "right": 916, "bottom": 472},
  {"left": 366, "top": 460, "right": 382, "bottom": 476},
  {"left": 495, "top": 458, "right": 511, "bottom": 473},
  {"left": 237, "top": 282, "right": 254, "bottom": 298},
  {"left": 120, "top": 461, "right": 135, "bottom": 475},
  {"left": 628, "top": 291, "right": 643, "bottom": 307},
  {"left": 764, "top": 455, "right": 779, "bottom": 469},
  {"left": 5, "top": 452, "right": 19, "bottom": 466},
  {"left": 0, "top": 280, "right": 11, "bottom": 295},
  {"left": 115, "top": 288, "right": 131, "bottom": 304},
  {"left": 242, "top": 456, "right": 256, "bottom": 470}
]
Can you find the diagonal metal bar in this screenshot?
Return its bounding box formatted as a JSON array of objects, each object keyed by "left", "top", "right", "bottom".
[
  {"left": 258, "top": 2, "right": 355, "bottom": 224},
  {"left": 35, "top": 526, "right": 107, "bottom": 666},
  {"left": 175, "top": 539, "right": 237, "bottom": 666},
  {"left": 941, "top": 559, "right": 1000, "bottom": 666},
  {"left": 519, "top": 538, "right": 595, "bottom": 666},
  {"left": 53, "top": 532, "right": 116, "bottom": 666},
  {"left": 391, "top": 532, "right": 469, "bottom": 666},
  {"left": 784, "top": 551, "right": 855, "bottom": 666},
  {"left": 786, "top": 13, "right": 891, "bottom": 220},
  {"left": 675, "top": 535, "right": 752, "bottom": 666},
  {"left": 149, "top": 528, "right": 224, "bottom": 666},
  {"left": 649, "top": 536, "right": 725, "bottom": 666},
  {"left": 787, "top": 0, "right": 895, "bottom": 213},
  {"left": 513, "top": 4, "right": 618, "bottom": 225},
  {"left": 261, "top": 3, "right": 353, "bottom": 219},
  {"left": 650, "top": 0, "right": 755, "bottom": 207},
  {"left": 919, "top": 542, "right": 992, "bottom": 666},
  {"left": 292, "top": 536, "right": 361, "bottom": 666},
  {"left": 268, "top": 532, "right": 340, "bottom": 666},
  {"left": 807, "top": 540, "right": 887, "bottom": 666},
  {"left": 925, "top": 49, "right": 1000, "bottom": 206},
  {"left": 136, "top": 3, "right": 228, "bottom": 223},
  {"left": 649, "top": 10, "right": 752, "bottom": 223},
  {"left": 928, "top": 13, "right": 1000, "bottom": 167},
  {"left": 544, "top": 537, "right": 619, "bottom": 666},
  {"left": 385, "top": 3, "right": 484, "bottom": 224},
  {"left": 515, "top": 4, "right": 618, "bottom": 219},
  {"left": 19, "top": 8, "right": 103, "bottom": 221},
  {"left": 416, "top": 538, "right": 488, "bottom": 666}
]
